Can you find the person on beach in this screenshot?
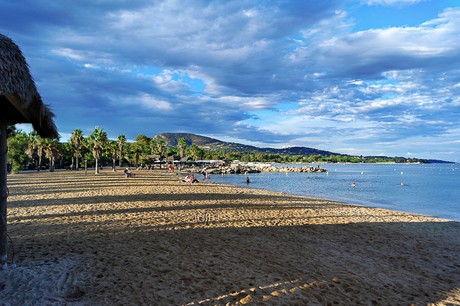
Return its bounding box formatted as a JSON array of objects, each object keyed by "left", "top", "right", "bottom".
[
  {"left": 124, "top": 168, "right": 133, "bottom": 178},
  {"left": 181, "top": 174, "right": 198, "bottom": 183},
  {"left": 181, "top": 174, "right": 188, "bottom": 183},
  {"left": 189, "top": 174, "right": 199, "bottom": 184}
]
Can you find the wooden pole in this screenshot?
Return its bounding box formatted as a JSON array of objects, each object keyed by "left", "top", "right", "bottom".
[{"left": 0, "top": 121, "right": 8, "bottom": 268}]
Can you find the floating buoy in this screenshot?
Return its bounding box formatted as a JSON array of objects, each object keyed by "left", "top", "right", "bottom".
[{"left": 351, "top": 182, "right": 357, "bottom": 187}]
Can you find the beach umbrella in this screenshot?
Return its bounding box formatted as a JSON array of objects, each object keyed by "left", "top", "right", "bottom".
[{"left": 0, "top": 33, "right": 58, "bottom": 268}]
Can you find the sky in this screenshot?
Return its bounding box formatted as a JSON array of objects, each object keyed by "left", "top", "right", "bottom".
[{"left": 1, "top": 0, "right": 460, "bottom": 161}]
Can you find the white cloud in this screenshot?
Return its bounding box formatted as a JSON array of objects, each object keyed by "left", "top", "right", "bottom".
[
  {"left": 152, "top": 70, "right": 190, "bottom": 93},
  {"left": 3, "top": 1, "right": 460, "bottom": 160},
  {"left": 216, "top": 96, "right": 274, "bottom": 110},
  {"left": 362, "top": 0, "right": 424, "bottom": 6},
  {"left": 139, "top": 94, "right": 173, "bottom": 111},
  {"left": 52, "top": 48, "right": 86, "bottom": 61}
]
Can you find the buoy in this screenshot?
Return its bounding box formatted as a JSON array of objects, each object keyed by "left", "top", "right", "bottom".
[{"left": 351, "top": 182, "right": 356, "bottom": 187}]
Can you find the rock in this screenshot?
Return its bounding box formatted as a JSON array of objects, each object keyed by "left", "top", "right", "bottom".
[{"left": 239, "top": 295, "right": 254, "bottom": 304}]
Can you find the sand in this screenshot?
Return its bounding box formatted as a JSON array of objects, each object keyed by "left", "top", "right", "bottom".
[{"left": 0, "top": 169, "right": 459, "bottom": 305}]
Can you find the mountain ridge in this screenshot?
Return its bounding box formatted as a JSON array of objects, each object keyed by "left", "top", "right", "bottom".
[
  {"left": 151, "top": 133, "right": 455, "bottom": 163},
  {"left": 153, "top": 132, "right": 338, "bottom": 156}
]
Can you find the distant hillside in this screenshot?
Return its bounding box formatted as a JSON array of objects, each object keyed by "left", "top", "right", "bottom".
[
  {"left": 154, "top": 133, "right": 338, "bottom": 156},
  {"left": 151, "top": 133, "right": 456, "bottom": 163},
  {"left": 153, "top": 133, "right": 225, "bottom": 148}
]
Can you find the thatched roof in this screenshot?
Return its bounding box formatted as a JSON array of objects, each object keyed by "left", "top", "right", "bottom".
[
  {"left": 180, "top": 156, "right": 189, "bottom": 162},
  {"left": 146, "top": 154, "right": 162, "bottom": 160},
  {"left": 0, "top": 33, "right": 58, "bottom": 138},
  {"left": 165, "top": 155, "right": 175, "bottom": 162}
]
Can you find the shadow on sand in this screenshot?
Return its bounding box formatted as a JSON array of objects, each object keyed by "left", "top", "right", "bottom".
[
  {"left": 2, "top": 170, "right": 460, "bottom": 305},
  {"left": 5, "top": 215, "right": 460, "bottom": 305}
]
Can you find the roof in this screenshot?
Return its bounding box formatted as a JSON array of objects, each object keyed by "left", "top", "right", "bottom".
[{"left": 0, "top": 34, "right": 58, "bottom": 138}]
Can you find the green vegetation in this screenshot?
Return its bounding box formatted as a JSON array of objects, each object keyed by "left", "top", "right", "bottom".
[
  {"left": 6, "top": 128, "right": 431, "bottom": 172},
  {"left": 7, "top": 129, "right": 29, "bottom": 173},
  {"left": 201, "top": 150, "right": 426, "bottom": 164}
]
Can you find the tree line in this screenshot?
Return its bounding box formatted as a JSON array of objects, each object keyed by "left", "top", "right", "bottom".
[
  {"left": 6, "top": 126, "right": 205, "bottom": 174},
  {"left": 7, "top": 126, "right": 428, "bottom": 173},
  {"left": 202, "top": 150, "right": 425, "bottom": 164}
]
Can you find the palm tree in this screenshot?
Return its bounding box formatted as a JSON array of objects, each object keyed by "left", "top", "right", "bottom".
[
  {"left": 135, "top": 134, "right": 150, "bottom": 147},
  {"left": 188, "top": 144, "right": 200, "bottom": 161},
  {"left": 108, "top": 140, "right": 118, "bottom": 171},
  {"left": 131, "top": 142, "right": 144, "bottom": 168},
  {"left": 196, "top": 147, "right": 205, "bottom": 160},
  {"left": 178, "top": 137, "right": 187, "bottom": 158},
  {"left": 88, "top": 127, "right": 108, "bottom": 174},
  {"left": 149, "top": 138, "right": 157, "bottom": 154},
  {"left": 25, "top": 131, "right": 38, "bottom": 169},
  {"left": 132, "top": 134, "right": 150, "bottom": 168},
  {"left": 33, "top": 135, "right": 45, "bottom": 171},
  {"left": 70, "top": 129, "right": 84, "bottom": 170},
  {"left": 156, "top": 139, "right": 166, "bottom": 160},
  {"left": 43, "top": 138, "right": 60, "bottom": 172},
  {"left": 117, "top": 134, "right": 126, "bottom": 168}
]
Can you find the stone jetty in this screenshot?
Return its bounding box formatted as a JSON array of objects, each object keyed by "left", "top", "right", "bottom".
[{"left": 192, "top": 164, "right": 327, "bottom": 175}]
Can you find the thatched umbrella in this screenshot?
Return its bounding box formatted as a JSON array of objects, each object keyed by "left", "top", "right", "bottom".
[{"left": 0, "top": 33, "right": 58, "bottom": 268}]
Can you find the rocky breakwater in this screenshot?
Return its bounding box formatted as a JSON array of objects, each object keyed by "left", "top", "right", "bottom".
[
  {"left": 196, "top": 164, "right": 327, "bottom": 175},
  {"left": 203, "top": 164, "right": 261, "bottom": 174},
  {"left": 260, "top": 165, "right": 327, "bottom": 173}
]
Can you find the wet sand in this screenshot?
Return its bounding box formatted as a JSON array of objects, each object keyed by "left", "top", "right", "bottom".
[{"left": 1, "top": 169, "right": 459, "bottom": 305}]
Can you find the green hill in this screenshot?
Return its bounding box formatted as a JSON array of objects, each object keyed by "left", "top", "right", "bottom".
[
  {"left": 153, "top": 133, "right": 225, "bottom": 148},
  {"left": 153, "top": 133, "right": 337, "bottom": 156},
  {"left": 150, "top": 132, "right": 450, "bottom": 163}
]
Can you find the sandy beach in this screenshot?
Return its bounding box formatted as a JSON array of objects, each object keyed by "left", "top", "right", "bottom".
[{"left": 1, "top": 169, "right": 459, "bottom": 305}]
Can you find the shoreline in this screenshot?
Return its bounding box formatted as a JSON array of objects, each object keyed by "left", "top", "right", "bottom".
[
  {"left": 207, "top": 174, "right": 459, "bottom": 223},
  {"left": 207, "top": 164, "right": 460, "bottom": 222},
  {"left": 1, "top": 169, "right": 459, "bottom": 304},
  {"left": 17, "top": 167, "right": 459, "bottom": 223}
]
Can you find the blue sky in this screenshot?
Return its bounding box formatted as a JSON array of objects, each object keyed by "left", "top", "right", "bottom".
[{"left": 1, "top": 0, "right": 459, "bottom": 161}]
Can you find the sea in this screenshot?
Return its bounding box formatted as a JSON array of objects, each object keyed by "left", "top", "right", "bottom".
[{"left": 208, "top": 163, "right": 460, "bottom": 221}]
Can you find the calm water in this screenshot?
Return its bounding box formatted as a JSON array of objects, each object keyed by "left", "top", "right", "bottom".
[{"left": 208, "top": 163, "right": 460, "bottom": 221}]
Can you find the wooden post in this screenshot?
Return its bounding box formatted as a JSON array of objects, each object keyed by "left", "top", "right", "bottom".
[{"left": 0, "top": 122, "right": 8, "bottom": 268}]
